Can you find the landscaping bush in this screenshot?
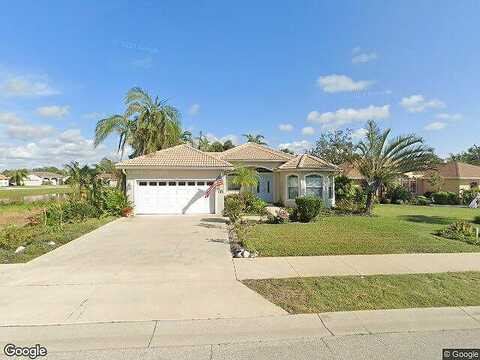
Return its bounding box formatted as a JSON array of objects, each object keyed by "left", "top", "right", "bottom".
[
  {"left": 224, "top": 194, "right": 245, "bottom": 223},
  {"left": 334, "top": 199, "right": 367, "bottom": 215},
  {"left": 240, "top": 192, "right": 267, "bottom": 215},
  {"left": 42, "top": 200, "right": 101, "bottom": 226},
  {"left": 267, "top": 208, "right": 290, "bottom": 224},
  {"left": 295, "top": 196, "right": 323, "bottom": 222},
  {"left": 410, "top": 195, "right": 432, "bottom": 206},
  {"left": 436, "top": 220, "right": 479, "bottom": 245},
  {"left": 432, "top": 191, "right": 461, "bottom": 205},
  {"left": 286, "top": 207, "right": 298, "bottom": 222},
  {"left": 335, "top": 175, "right": 356, "bottom": 202},
  {"left": 385, "top": 184, "right": 412, "bottom": 204},
  {"left": 100, "top": 188, "right": 131, "bottom": 216},
  {"left": 461, "top": 189, "right": 480, "bottom": 206}
]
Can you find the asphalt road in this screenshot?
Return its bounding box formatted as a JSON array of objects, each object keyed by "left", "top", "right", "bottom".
[{"left": 14, "top": 328, "right": 478, "bottom": 360}]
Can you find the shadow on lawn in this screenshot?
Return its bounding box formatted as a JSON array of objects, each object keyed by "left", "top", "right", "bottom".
[{"left": 399, "top": 215, "right": 453, "bottom": 225}]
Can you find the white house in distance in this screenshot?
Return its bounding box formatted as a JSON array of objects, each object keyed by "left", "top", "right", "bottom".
[
  {"left": 23, "top": 174, "right": 43, "bottom": 186},
  {"left": 30, "top": 171, "right": 65, "bottom": 185},
  {"left": 0, "top": 174, "right": 9, "bottom": 187}
]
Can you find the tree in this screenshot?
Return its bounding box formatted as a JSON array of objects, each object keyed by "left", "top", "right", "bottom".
[
  {"left": 334, "top": 175, "right": 356, "bottom": 202},
  {"left": 310, "top": 129, "right": 354, "bottom": 165},
  {"left": 32, "top": 166, "right": 65, "bottom": 175},
  {"left": 230, "top": 166, "right": 259, "bottom": 192},
  {"left": 222, "top": 140, "right": 235, "bottom": 151},
  {"left": 196, "top": 132, "right": 211, "bottom": 151},
  {"left": 449, "top": 144, "right": 480, "bottom": 165},
  {"left": 354, "top": 120, "right": 436, "bottom": 214},
  {"left": 65, "top": 161, "right": 94, "bottom": 198},
  {"left": 242, "top": 134, "right": 267, "bottom": 145},
  {"left": 9, "top": 169, "right": 28, "bottom": 186},
  {"left": 94, "top": 87, "right": 185, "bottom": 158},
  {"left": 209, "top": 141, "right": 225, "bottom": 152},
  {"left": 427, "top": 172, "right": 444, "bottom": 192},
  {"left": 280, "top": 148, "right": 294, "bottom": 155}
]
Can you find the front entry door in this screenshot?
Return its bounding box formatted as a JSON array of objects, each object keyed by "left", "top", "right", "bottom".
[{"left": 256, "top": 173, "right": 273, "bottom": 203}]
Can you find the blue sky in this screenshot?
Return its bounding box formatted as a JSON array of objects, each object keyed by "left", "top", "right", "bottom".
[{"left": 0, "top": 0, "right": 479, "bottom": 169}]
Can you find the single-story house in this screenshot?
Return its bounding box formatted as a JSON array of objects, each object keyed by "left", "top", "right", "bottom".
[
  {"left": 23, "top": 174, "right": 43, "bottom": 187},
  {"left": 96, "top": 173, "right": 118, "bottom": 187},
  {"left": 30, "top": 171, "right": 65, "bottom": 185},
  {"left": 116, "top": 143, "right": 338, "bottom": 215},
  {"left": 0, "top": 174, "right": 9, "bottom": 187},
  {"left": 341, "top": 161, "right": 480, "bottom": 196}
]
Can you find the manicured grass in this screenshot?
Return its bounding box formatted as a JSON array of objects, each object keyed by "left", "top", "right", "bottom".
[
  {"left": 0, "top": 217, "right": 116, "bottom": 263},
  {"left": 0, "top": 186, "right": 72, "bottom": 202},
  {"left": 243, "top": 205, "right": 480, "bottom": 256},
  {"left": 243, "top": 272, "right": 480, "bottom": 313}
]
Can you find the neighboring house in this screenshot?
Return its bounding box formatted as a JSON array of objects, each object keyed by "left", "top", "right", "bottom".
[
  {"left": 116, "top": 143, "right": 338, "bottom": 215},
  {"left": 96, "top": 173, "right": 118, "bottom": 187},
  {"left": 23, "top": 174, "right": 43, "bottom": 186},
  {"left": 30, "top": 171, "right": 65, "bottom": 185},
  {"left": 342, "top": 161, "right": 480, "bottom": 195},
  {"left": 0, "top": 174, "right": 9, "bottom": 187}
]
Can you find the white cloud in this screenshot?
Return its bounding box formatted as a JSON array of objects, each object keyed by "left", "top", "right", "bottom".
[
  {"left": 307, "top": 105, "right": 390, "bottom": 128},
  {"left": 0, "top": 77, "right": 58, "bottom": 97},
  {"left": 83, "top": 112, "right": 105, "bottom": 120},
  {"left": 351, "top": 128, "right": 368, "bottom": 139},
  {"left": 6, "top": 124, "right": 55, "bottom": 141},
  {"left": 400, "top": 95, "right": 445, "bottom": 113},
  {"left": 301, "top": 126, "right": 315, "bottom": 136},
  {"left": 424, "top": 121, "right": 447, "bottom": 131},
  {"left": 278, "top": 140, "right": 311, "bottom": 154},
  {"left": 317, "top": 74, "right": 373, "bottom": 93},
  {"left": 36, "top": 105, "right": 70, "bottom": 118},
  {"left": 436, "top": 113, "right": 462, "bottom": 121},
  {"left": 205, "top": 133, "right": 240, "bottom": 145},
  {"left": 352, "top": 52, "right": 378, "bottom": 64},
  {"left": 0, "top": 112, "right": 24, "bottom": 125},
  {"left": 278, "top": 123, "right": 293, "bottom": 132},
  {"left": 188, "top": 103, "right": 200, "bottom": 116}
]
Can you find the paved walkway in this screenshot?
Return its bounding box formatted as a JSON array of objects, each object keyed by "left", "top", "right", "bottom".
[
  {"left": 0, "top": 216, "right": 284, "bottom": 326},
  {"left": 233, "top": 252, "right": 480, "bottom": 280}
]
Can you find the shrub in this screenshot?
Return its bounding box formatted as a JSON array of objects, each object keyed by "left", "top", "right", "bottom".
[
  {"left": 267, "top": 208, "right": 290, "bottom": 224},
  {"left": 240, "top": 192, "right": 267, "bottom": 215},
  {"left": 286, "top": 207, "right": 298, "bottom": 222},
  {"left": 42, "top": 200, "right": 101, "bottom": 226},
  {"left": 461, "top": 189, "right": 480, "bottom": 206},
  {"left": 385, "top": 184, "right": 412, "bottom": 204},
  {"left": 432, "top": 191, "right": 461, "bottom": 205},
  {"left": 334, "top": 199, "right": 367, "bottom": 215},
  {"left": 224, "top": 194, "right": 245, "bottom": 223},
  {"left": 437, "top": 220, "right": 479, "bottom": 245},
  {"left": 295, "top": 196, "right": 323, "bottom": 222},
  {"left": 410, "top": 195, "right": 431, "bottom": 206},
  {"left": 335, "top": 175, "right": 356, "bottom": 202},
  {"left": 100, "top": 188, "right": 131, "bottom": 216}
]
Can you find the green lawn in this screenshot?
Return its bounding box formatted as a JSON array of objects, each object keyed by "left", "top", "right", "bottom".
[
  {"left": 0, "top": 185, "right": 72, "bottom": 202},
  {"left": 243, "top": 272, "right": 480, "bottom": 313},
  {"left": 244, "top": 205, "right": 480, "bottom": 256},
  {"left": 0, "top": 217, "right": 116, "bottom": 263}
]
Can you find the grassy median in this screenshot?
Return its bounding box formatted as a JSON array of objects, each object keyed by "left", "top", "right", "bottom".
[{"left": 243, "top": 272, "right": 480, "bottom": 313}]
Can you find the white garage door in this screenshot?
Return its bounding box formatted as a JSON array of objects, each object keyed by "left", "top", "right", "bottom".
[{"left": 134, "top": 180, "right": 215, "bottom": 214}]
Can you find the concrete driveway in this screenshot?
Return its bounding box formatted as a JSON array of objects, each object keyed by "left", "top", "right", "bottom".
[{"left": 0, "top": 216, "right": 284, "bottom": 326}]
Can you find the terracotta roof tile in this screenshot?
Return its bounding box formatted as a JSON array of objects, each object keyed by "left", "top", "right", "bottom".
[
  {"left": 437, "top": 161, "right": 480, "bottom": 178},
  {"left": 217, "top": 143, "right": 295, "bottom": 161},
  {"left": 339, "top": 163, "right": 364, "bottom": 179},
  {"left": 0, "top": 174, "right": 8, "bottom": 180},
  {"left": 116, "top": 144, "right": 234, "bottom": 169},
  {"left": 278, "top": 154, "right": 338, "bottom": 170}
]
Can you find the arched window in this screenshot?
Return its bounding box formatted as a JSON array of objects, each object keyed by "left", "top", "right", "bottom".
[
  {"left": 305, "top": 174, "right": 323, "bottom": 198},
  {"left": 287, "top": 175, "right": 299, "bottom": 199}
]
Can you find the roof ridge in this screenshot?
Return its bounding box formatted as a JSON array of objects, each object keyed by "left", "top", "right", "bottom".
[{"left": 186, "top": 144, "right": 234, "bottom": 167}]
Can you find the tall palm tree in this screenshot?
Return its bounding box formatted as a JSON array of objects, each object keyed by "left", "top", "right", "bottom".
[
  {"left": 242, "top": 133, "right": 267, "bottom": 145},
  {"left": 230, "top": 166, "right": 260, "bottom": 192},
  {"left": 354, "top": 120, "right": 437, "bottom": 214},
  {"left": 9, "top": 169, "right": 27, "bottom": 186},
  {"left": 94, "top": 115, "right": 136, "bottom": 159}
]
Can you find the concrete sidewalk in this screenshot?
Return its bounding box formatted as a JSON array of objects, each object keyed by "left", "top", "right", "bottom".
[
  {"left": 234, "top": 252, "right": 480, "bottom": 280},
  {"left": 1, "top": 306, "right": 480, "bottom": 354}
]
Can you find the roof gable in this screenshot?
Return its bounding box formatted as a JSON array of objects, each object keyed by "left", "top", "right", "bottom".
[
  {"left": 116, "top": 144, "right": 234, "bottom": 169},
  {"left": 217, "top": 143, "right": 295, "bottom": 162},
  {"left": 278, "top": 154, "right": 338, "bottom": 170},
  {"left": 438, "top": 161, "right": 480, "bottom": 178}
]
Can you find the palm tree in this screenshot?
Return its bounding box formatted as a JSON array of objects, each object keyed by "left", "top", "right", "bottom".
[
  {"left": 242, "top": 133, "right": 267, "bottom": 145},
  {"left": 9, "top": 169, "right": 27, "bottom": 186},
  {"left": 94, "top": 115, "right": 136, "bottom": 159},
  {"left": 354, "top": 120, "right": 437, "bottom": 214},
  {"left": 65, "top": 161, "right": 94, "bottom": 198},
  {"left": 196, "top": 132, "right": 211, "bottom": 151},
  {"left": 180, "top": 130, "right": 193, "bottom": 145},
  {"left": 230, "top": 166, "right": 260, "bottom": 192}
]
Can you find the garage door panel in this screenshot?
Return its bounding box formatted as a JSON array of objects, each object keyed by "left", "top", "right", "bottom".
[{"left": 135, "top": 180, "right": 214, "bottom": 214}]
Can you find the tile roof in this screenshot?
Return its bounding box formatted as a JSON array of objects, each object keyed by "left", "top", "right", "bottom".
[
  {"left": 116, "top": 144, "right": 234, "bottom": 169},
  {"left": 339, "top": 163, "right": 364, "bottom": 179},
  {"left": 278, "top": 154, "right": 338, "bottom": 170},
  {"left": 437, "top": 161, "right": 480, "bottom": 178},
  {"left": 0, "top": 174, "right": 9, "bottom": 180},
  {"left": 31, "top": 171, "right": 64, "bottom": 178},
  {"left": 216, "top": 142, "right": 295, "bottom": 162}
]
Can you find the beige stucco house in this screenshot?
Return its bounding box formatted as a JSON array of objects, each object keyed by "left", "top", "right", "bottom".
[{"left": 116, "top": 142, "right": 338, "bottom": 215}]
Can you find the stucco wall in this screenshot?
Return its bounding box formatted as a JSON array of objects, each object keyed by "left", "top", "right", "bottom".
[
  {"left": 419, "top": 178, "right": 480, "bottom": 194},
  {"left": 279, "top": 171, "right": 335, "bottom": 208},
  {"left": 123, "top": 168, "right": 226, "bottom": 214}
]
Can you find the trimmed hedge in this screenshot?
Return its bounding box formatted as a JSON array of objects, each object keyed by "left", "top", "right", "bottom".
[
  {"left": 295, "top": 196, "right": 323, "bottom": 222},
  {"left": 432, "top": 191, "right": 461, "bottom": 205}
]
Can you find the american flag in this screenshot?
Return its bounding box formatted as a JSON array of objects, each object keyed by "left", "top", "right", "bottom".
[{"left": 204, "top": 174, "right": 224, "bottom": 198}]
